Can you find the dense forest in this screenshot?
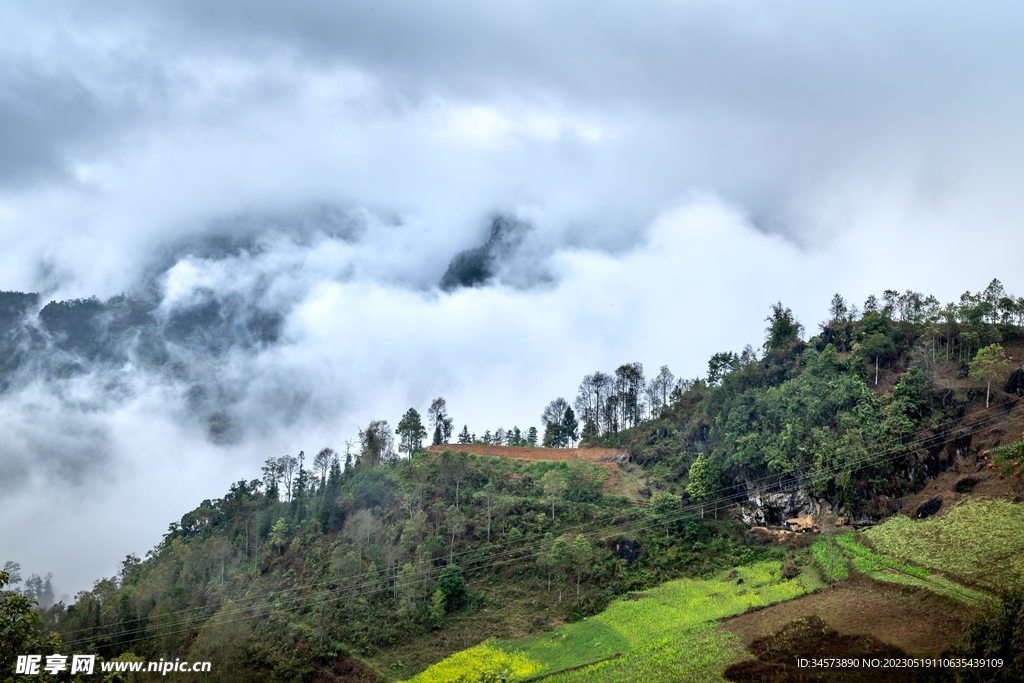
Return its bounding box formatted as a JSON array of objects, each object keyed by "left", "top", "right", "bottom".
[
  {"left": 4, "top": 279, "right": 1024, "bottom": 682},
  {"left": 543, "top": 282, "right": 1024, "bottom": 519}
]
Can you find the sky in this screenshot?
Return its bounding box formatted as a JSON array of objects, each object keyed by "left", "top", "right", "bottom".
[{"left": 2, "top": 0, "right": 1024, "bottom": 597}]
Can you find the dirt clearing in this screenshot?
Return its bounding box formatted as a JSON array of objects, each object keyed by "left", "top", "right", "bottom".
[
  {"left": 425, "top": 444, "right": 628, "bottom": 462},
  {"left": 721, "top": 575, "right": 971, "bottom": 658},
  {"left": 724, "top": 616, "right": 915, "bottom": 683}
]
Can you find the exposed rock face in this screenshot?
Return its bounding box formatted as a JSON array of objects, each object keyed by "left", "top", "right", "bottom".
[
  {"left": 1006, "top": 368, "right": 1024, "bottom": 396},
  {"left": 741, "top": 484, "right": 831, "bottom": 531},
  {"left": 740, "top": 496, "right": 766, "bottom": 526},
  {"left": 614, "top": 539, "right": 640, "bottom": 563},
  {"left": 765, "top": 488, "right": 814, "bottom": 520},
  {"left": 785, "top": 516, "right": 817, "bottom": 532},
  {"left": 916, "top": 497, "right": 942, "bottom": 518}
]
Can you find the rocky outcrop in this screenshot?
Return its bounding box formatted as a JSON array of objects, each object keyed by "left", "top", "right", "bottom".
[
  {"left": 1006, "top": 368, "right": 1024, "bottom": 396},
  {"left": 916, "top": 497, "right": 942, "bottom": 518},
  {"left": 785, "top": 515, "right": 818, "bottom": 532},
  {"left": 740, "top": 484, "right": 833, "bottom": 531}
]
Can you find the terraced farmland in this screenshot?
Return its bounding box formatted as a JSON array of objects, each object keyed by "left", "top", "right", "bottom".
[
  {"left": 402, "top": 561, "right": 818, "bottom": 683},
  {"left": 401, "top": 500, "right": 1024, "bottom": 682},
  {"left": 862, "top": 499, "right": 1024, "bottom": 593}
]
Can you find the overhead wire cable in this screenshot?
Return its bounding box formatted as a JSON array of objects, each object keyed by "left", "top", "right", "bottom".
[{"left": 61, "top": 401, "right": 1014, "bottom": 647}]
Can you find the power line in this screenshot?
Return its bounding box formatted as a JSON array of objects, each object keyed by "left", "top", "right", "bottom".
[
  {"left": 61, "top": 401, "right": 1014, "bottom": 647},
  {"left": 63, "top": 402, "right": 1009, "bottom": 646}
]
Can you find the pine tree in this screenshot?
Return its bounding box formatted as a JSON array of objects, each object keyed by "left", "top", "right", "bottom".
[
  {"left": 542, "top": 421, "right": 562, "bottom": 448},
  {"left": 396, "top": 408, "right": 427, "bottom": 456},
  {"left": 457, "top": 424, "right": 472, "bottom": 444},
  {"left": 561, "top": 407, "right": 579, "bottom": 447},
  {"left": 429, "top": 589, "right": 446, "bottom": 629},
  {"left": 764, "top": 302, "right": 803, "bottom": 352},
  {"left": 269, "top": 518, "right": 289, "bottom": 554},
  {"left": 686, "top": 453, "right": 721, "bottom": 518}
]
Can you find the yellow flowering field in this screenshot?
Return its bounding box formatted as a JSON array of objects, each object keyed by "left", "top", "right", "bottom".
[{"left": 404, "top": 561, "right": 816, "bottom": 682}]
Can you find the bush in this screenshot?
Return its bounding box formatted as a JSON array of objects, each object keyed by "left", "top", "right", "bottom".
[
  {"left": 919, "top": 591, "right": 1024, "bottom": 683},
  {"left": 348, "top": 469, "right": 391, "bottom": 509},
  {"left": 438, "top": 565, "right": 466, "bottom": 611}
]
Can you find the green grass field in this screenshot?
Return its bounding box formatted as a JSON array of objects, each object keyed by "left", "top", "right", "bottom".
[
  {"left": 809, "top": 529, "right": 995, "bottom": 607},
  {"left": 862, "top": 499, "right": 1024, "bottom": 592},
  {"left": 835, "top": 531, "right": 929, "bottom": 579},
  {"left": 541, "top": 621, "right": 743, "bottom": 683},
  {"left": 811, "top": 537, "right": 849, "bottom": 581},
  {"left": 405, "top": 501, "right": 1024, "bottom": 682},
  {"left": 808, "top": 501, "right": 1024, "bottom": 607},
  {"left": 865, "top": 565, "right": 994, "bottom": 608},
  {"left": 402, "top": 561, "right": 817, "bottom": 683}
]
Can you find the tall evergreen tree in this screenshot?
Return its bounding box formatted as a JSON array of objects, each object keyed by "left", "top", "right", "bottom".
[
  {"left": 261, "top": 456, "right": 284, "bottom": 500},
  {"left": 764, "top": 301, "right": 803, "bottom": 352},
  {"left": 655, "top": 365, "right": 675, "bottom": 413},
  {"left": 686, "top": 453, "right": 720, "bottom": 518},
  {"left": 396, "top": 408, "right": 427, "bottom": 456},
  {"left": 613, "top": 363, "right": 645, "bottom": 429},
  {"left": 861, "top": 331, "right": 896, "bottom": 386},
  {"left": 542, "top": 420, "right": 562, "bottom": 448},
  {"left": 707, "top": 352, "right": 739, "bottom": 386},
  {"left": 561, "top": 407, "right": 579, "bottom": 447}
]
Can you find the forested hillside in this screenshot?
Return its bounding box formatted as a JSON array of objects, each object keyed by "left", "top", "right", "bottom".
[
  {"left": 4, "top": 280, "right": 1024, "bottom": 682},
  {"left": 584, "top": 282, "right": 1024, "bottom": 520},
  {"left": 23, "top": 449, "right": 765, "bottom": 681}
]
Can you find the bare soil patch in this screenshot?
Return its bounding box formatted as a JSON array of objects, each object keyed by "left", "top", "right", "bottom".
[
  {"left": 425, "top": 444, "right": 628, "bottom": 462},
  {"left": 721, "top": 576, "right": 970, "bottom": 658},
  {"left": 899, "top": 452, "right": 1022, "bottom": 520},
  {"left": 723, "top": 616, "right": 914, "bottom": 683},
  {"left": 425, "top": 446, "right": 650, "bottom": 501},
  {"left": 312, "top": 656, "right": 386, "bottom": 683},
  {"left": 745, "top": 527, "right": 816, "bottom": 550}
]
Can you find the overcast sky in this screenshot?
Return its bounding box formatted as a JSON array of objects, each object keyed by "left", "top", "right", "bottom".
[{"left": 3, "top": 0, "right": 1024, "bottom": 596}]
